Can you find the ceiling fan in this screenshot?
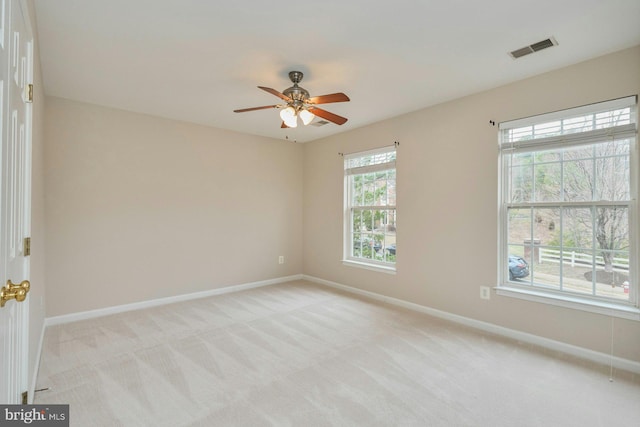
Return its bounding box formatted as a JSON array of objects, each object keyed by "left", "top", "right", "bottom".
[{"left": 234, "top": 71, "right": 350, "bottom": 128}]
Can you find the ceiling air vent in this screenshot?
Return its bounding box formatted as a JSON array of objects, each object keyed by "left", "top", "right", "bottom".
[
  {"left": 509, "top": 37, "right": 557, "bottom": 59},
  {"left": 310, "top": 120, "right": 330, "bottom": 127}
]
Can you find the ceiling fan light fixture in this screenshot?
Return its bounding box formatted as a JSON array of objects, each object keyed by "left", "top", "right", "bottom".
[
  {"left": 299, "top": 109, "right": 315, "bottom": 125},
  {"left": 280, "top": 106, "right": 295, "bottom": 121},
  {"left": 284, "top": 116, "right": 298, "bottom": 128},
  {"left": 280, "top": 106, "right": 298, "bottom": 127}
]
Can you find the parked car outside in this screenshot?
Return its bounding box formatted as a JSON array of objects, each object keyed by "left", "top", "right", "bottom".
[
  {"left": 509, "top": 255, "right": 529, "bottom": 280},
  {"left": 385, "top": 244, "right": 396, "bottom": 255}
]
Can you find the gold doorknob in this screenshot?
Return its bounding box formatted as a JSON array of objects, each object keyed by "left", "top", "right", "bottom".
[{"left": 1, "top": 280, "right": 30, "bottom": 308}]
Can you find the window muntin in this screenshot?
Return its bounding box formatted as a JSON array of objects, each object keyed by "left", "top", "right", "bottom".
[
  {"left": 345, "top": 147, "right": 396, "bottom": 268},
  {"left": 500, "top": 97, "right": 637, "bottom": 306},
  {"left": 501, "top": 101, "right": 633, "bottom": 145}
]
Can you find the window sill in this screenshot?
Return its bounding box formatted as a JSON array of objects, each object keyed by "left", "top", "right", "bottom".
[
  {"left": 496, "top": 285, "right": 640, "bottom": 321},
  {"left": 342, "top": 259, "right": 396, "bottom": 275}
]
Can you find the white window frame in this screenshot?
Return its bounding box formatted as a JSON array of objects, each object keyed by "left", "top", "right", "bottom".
[
  {"left": 343, "top": 146, "right": 397, "bottom": 274},
  {"left": 497, "top": 96, "right": 639, "bottom": 320}
]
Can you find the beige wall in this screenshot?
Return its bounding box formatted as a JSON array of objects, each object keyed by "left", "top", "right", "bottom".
[
  {"left": 44, "top": 98, "right": 303, "bottom": 316},
  {"left": 303, "top": 46, "right": 640, "bottom": 362}
]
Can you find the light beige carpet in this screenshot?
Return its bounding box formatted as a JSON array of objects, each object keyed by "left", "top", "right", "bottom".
[{"left": 35, "top": 280, "right": 640, "bottom": 426}]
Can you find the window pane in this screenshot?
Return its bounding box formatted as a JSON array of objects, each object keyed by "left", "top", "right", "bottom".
[
  {"left": 507, "top": 245, "right": 530, "bottom": 284},
  {"left": 532, "top": 207, "right": 559, "bottom": 288},
  {"left": 373, "top": 171, "right": 388, "bottom": 206},
  {"left": 594, "top": 139, "right": 630, "bottom": 157},
  {"left": 509, "top": 163, "right": 532, "bottom": 203},
  {"left": 352, "top": 210, "right": 362, "bottom": 233},
  {"left": 563, "top": 115, "right": 592, "bottom": 133},
  {"left": 353, "top": 232, "right": 375, "bottom": 260},
  {"left": 595, "top": 207, "right": 628, "bottom": 252},
  {"left": 595, "top": 154, "right": 629, "bottom": 201},
  {"left": 508, "top": 244, "right": 525, "bottom": 259},
  {"left": 595, "top": 108, "right": 632, "bottom": 128},
  {"left": 561, "top": 250, "right": 595, "bottom": 296},
  {"left": 533, "top": 120, "right": 561, "bottom": 138},
  {"left": 372, "top": 233, "right": 384, "bottom": 261},
  {"left": 533, "top": 248, "right": 560, "bottom": 291},
  {"left": 351, "top": 170, "right": 397, "bottom": 209},
  {"left": 534, "top": 162, "right": 561, "bottom": 202},
  {"left": 512, "top": 152, "right": 532, "bottom": 167},
  {"left": 351, "top": 175, "right": 363, "bottom": 205},
  {"left": 352, "top": 233, "right": 362, "bottom": 257},
  {"left": 383, "top": 237, "right": 396, "bottom": 263},
  {"left": 345, "top": 150, "right": 396, "bottom": 169},
  {"left": 535, "top": 149, "right": 561, "bottom": 163},
  {"left": 386, "top": 209, "right": 397, "bottom": 231},
  {"left": 372, "top": 210, "right": 384, "bottom": 232},
  {"left": 361, "top": 236, "right": 375, "bottom": 259},
  {"left": 363, "top": 210, "right": 371, "bottom": 231},
  {"left": 507, "top": 126, "right": 533, "bottom": 143},
  {"left": 350, "top": 208, "right": 396, "bottom": 265},
  {"left": 564, "top": 144, "right": 593, "bottom": 161},
  {"left": 533, "top": 208, "right": 559, "bottom": 248},
  {"left": 562, "top": 207, "right": 593, "bottom": 250},
  {"left": 363, "top": 174, "right": 375, "bottom": 205},
  {"left": 593, "top": 251, "right": 630, "bottom": 301},
  {"left": 508, "top": 208, "right": 531, "bottom": 244},
  {"left": 387, "top": 170, "right": 396, "bottom": 206},
  {"left": 563, "top": 159, "right": 593, "bottom": 202}
]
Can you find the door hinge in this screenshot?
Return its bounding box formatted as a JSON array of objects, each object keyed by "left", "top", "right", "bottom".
[
  {"left": 22, "top": 391, "right": 28, "bottom": 404},
  {"left": 26, "top": 84, "right": 33, "bottom": 103},
  {"left": 24, "top": 237, "right": 31, "bottom": 256}
]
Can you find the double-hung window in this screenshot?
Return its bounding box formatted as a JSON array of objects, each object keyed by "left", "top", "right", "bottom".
[
  {"left": 344, "top": 146, "right": 397, "bottom": 272},
  {"left": 498, "top": 96, "right": 638, "bottom": 317}
]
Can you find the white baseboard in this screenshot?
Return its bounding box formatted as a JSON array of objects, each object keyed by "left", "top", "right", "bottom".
[
  {"left": 302, "top": 274, "right": 640, "bottom": 375},
  {"left": 46, "top": 274, "right": 303, "bottom": 326}
]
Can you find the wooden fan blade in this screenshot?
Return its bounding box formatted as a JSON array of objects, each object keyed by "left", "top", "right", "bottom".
[
  {"left": 258, "top": 86, "right": 293, "bottom": 103},
  {"left": 307, "top": 92, "right": 350, "bottom": 104},
  {"left": 281, "top": 121, "right": 288, "bottom": 128},
  {"left": 233, "top": 105, "right": 278, "bottom": 113},
  {"left": 309, "top": 107, "right": 348, "bottom": 125}
]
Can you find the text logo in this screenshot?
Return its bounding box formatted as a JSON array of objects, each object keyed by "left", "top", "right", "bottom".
[{"left": 0, "top": 405, "right": 69, "bottom": 426}]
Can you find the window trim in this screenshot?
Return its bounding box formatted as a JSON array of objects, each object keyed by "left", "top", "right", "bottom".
[
  {"left": 342, "top": 259, "right": 397, "bottom": 275},
  {"left": 343, "top": 145, "right": 397, "bottom": 272},
  {"left": 495, "top": 286, "right": 640, "bottom": 321},
  {"left": 497, "top": 97, "right": 639, "bottom": 319}
]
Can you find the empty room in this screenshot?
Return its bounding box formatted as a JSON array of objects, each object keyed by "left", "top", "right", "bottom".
[{"left": 1, "top": 0, "right": 639, "bottom": 426}]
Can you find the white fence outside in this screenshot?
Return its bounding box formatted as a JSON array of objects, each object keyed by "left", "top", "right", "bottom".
[{"left": 538, "top": 247, "right": 629, "bottom": 272}]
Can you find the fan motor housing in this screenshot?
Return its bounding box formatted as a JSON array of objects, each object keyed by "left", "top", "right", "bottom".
[
  {"left": 283, "top": 85, "right": 310, "bottom": 102},
  {"left": 283, "top": 71, "right": 310, "bottom": 102}
]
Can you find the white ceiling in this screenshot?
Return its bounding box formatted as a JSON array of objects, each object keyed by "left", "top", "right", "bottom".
[{"left": 33, "top": 0, "right": 640, "bottom": 143}]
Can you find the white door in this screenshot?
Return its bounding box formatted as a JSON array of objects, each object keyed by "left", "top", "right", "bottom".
[{"left": 0, "top": 0, "right": 32, "bottom": 404}]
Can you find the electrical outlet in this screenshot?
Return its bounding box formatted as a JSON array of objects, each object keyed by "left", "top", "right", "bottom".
[
  {"left": 480, "top": 286, "right": 491, "bottom": 300},
  {"left": 278, "top": 256, "right": 284, "bottom": 264}
]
